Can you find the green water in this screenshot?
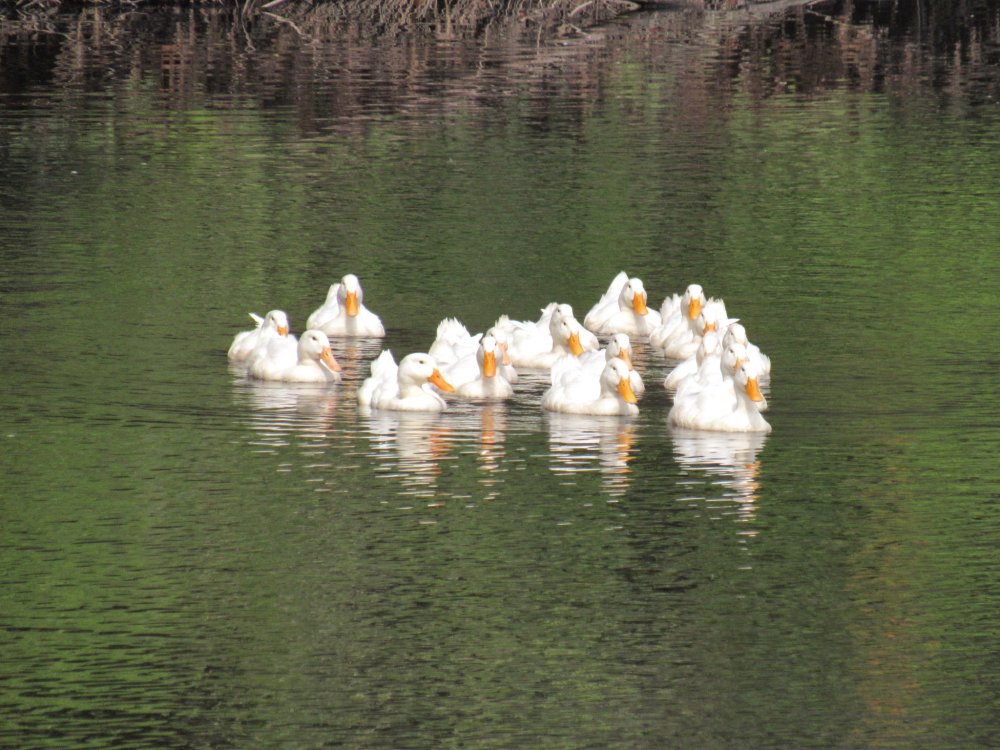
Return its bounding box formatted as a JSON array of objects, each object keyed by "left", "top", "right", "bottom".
[{"left": 2, "top": 4, "right": 1000, "bottom": 748}]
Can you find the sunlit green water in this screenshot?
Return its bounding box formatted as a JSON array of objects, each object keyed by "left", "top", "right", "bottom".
[{"left": 2, "top": 5, "right": 1000, "bottom": 748}]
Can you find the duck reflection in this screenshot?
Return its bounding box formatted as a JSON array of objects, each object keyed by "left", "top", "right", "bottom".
[
  {"left": 545, "top": 412, "right": 637, "bottom": 497},
  {"left": 361, "top": 409, "right": 453, "bottom": 499},
  {"left": 670, "top": 427, "right": 766, "bottom": 540},
  {"left": 234, "top": 379, "right": 341, "bottom": 445},
  {"left": 466, "top": 403, "right": 507, "bottom": 500},
  {"left": 359, "top": 402, "right": 512, "bottom": 504}
]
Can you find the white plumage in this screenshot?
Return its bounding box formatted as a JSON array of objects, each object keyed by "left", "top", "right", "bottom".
[{"left": 358, "top": 351, "right": 455, "bottom": 412}]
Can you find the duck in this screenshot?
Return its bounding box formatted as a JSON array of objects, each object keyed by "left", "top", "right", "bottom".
[
  {"left": 660, "top": 298, "right": 733, "bottom": 360},
  {"left": 649, "top": 283, "right": 704, "bottom": 349},
  {"left": 668, "top": 359, "right": 771, "bottom": 433},
  {"left": 228, "top": 310, "right": 292, "bottom": 362},
  {"left": 358, "top": 351, "right": 455, "bottom": 412},
  {"left": 556, "top": 303, "right": 600, "bottom": 352},
  {"left": 542, "top": 358, "right": 639, "bottom": 416},
  {"left": 247, "top": 329, "right": 342, "bottom": 383},
  {"left": 674, "top": 341, "right": 760, "bottom": 408},
  {"left": 494, "top": 303, "right": 557, "bottom": 362},
  {"left": 722, "top": 322, "right": 771, "bottom": 381},
  {"left": 664, "top": 329, "right": 721, "bottom": 391},
  {"left": 584, "top": 272, "right": 662, "bottom": 336},
  {"left": 496, "top": 303, "right": 598, "bottom": 366},
  {"left": 651, "top": 284, "right": 731, "bottom": 354},
  {"left": 507, "top": 308, "right": 588, "bottom": 370},
  {"left": 428, "top": 317, "right": 481, "bottom": 366},
  {"left": 449, "top": 335, "right": 515, "bottom": 400},
  {"left": 306, "top": 273, "right": 386, "bottom": 337},
  {"left": 556, "top": 333, "right": 645, "bottom": 396},
  {"left": 486, "top": 325, "right": 519, "bottom": 384}
]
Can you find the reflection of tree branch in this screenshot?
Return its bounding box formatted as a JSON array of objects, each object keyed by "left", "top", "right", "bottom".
[
  {"left": 4, "top": 0, "right": 998, "bottom": 132},
  {"left": 263, "top": 10, "right": 307, "bottom": 37}
]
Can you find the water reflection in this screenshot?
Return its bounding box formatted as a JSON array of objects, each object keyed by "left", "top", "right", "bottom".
[
  {"left": 358, "top": 401, "right": 515, "bottom": 506},
  {"left": 545, "top": 412, "right": 637, "bottom": 498},
  {"left": 361, "top": 409, "right": 453, "bottom": 501},
  {"left": 233, "top": 377, "right": 343, "bottom": 448},
  {"left": 468, "top": 403, "right": 507, "bottom": 500},
  {"left": 670, "top": 427, "right": 766, "bottom": 546}
]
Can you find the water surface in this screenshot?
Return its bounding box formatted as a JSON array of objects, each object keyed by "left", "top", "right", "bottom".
[{"left": 2, "top": 3, "right": 1000, "bottom": 747}]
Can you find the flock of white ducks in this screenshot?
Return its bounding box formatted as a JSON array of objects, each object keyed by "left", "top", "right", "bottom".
[{"left": 227, "top": 270, "right": 772, "bottom": 432}]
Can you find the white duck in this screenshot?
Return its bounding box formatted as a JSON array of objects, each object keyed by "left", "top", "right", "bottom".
[
  {"left": 428, "top": 317, "right": 481, "bottom": 366},
  {"left": 247, "top": 329, "right": 342, "bottom": 383},
  {"left": 542, "top": 358, "right": 639, "bottom": 416},
  {"left": 674, "top": 342, "right": 762, "bottom": 409},
  {"left": 722, "top": 322, "right": 771, "bottom": 381},
  {"left": 449, "top": 335, "right": 515, "bottom": 400},
  {"left": 661, "top": 298, "right": 732, "bottom": 360},
  {"left": 228, "top": 310, "right": 291, "bottom": 362},
  {"left": 508, "top": 309, "right": 588, "bottom": 370},
  {"left": 556, "top": 303, "right": 600, "bottom": 352},
  {"left": 496, "top": 303, "right": 597, "bottom": 366},
  {"left": 668, "top": 360, "right": 771, "bottom": 433},
  {"left": 486, "top": 325, "right": 519, "bottom": 384},
  {"left": 584, "top": 272, "right": 662, "bottom": 336},
  {"left": 306, "top": 274, "right": 385, "bottom": 337},
  {"left": 494, "top": 303, "right": 557, "bottom": 362},
  {"left": 674, "top": 344, "right": 747, "bottom": 400},
  {"left": 554, "top": 333, "right": 645, "bottom": 397},
  {"left": 663, "top": 328, "right": 726, "bottom": 391},
  {"left": 358, "top": 351, "right": 455, "bottom": 412},
  {"left": 650, "top": 283, "right": 704, "bottom": 349}
]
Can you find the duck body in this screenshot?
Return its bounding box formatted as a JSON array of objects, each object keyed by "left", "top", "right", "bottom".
[
  {"left": 451, "top": 336, "right": 515, "bottom": 400},
  {"left": 497, "top": 303, "right": 597, "bottom": 368},
  {"left": 247, "top": 329, "right": 342, "bottom": 383},
  {"left": 358, "top": 351, "right": 455, "bottom": 412},
  {"left": 428, "top": 318, "right": 481, "bottom": 366},
  {"left": 542, "top": 358, "right": 639, "bottom": 416},
  {"left": 661, "top": 297, "right": 732, "bottom": 360},
  {"left": 561, "top": 333, "right": 645, "bottom": 395},
  {"left": 228, "top": 310, "right": 292, "bottom": 362},
  {"left": 722, "top": 322, "right": 771, "bottom": 381},
  {"left": 668, "top": 361, "right": 771, "bottom": 433},
  {"left": 502, "top": 305, "right": 591, "bottom": 370},
  {"left": 673, "top": 339, "right": 741, "bottom": 400},
  {"left": 485, "top": 325, "right": 519, "bottom": 384},
  {"left": 307, "top": 274, "right": 386, "bottom": 337},
  {"left": 651, "top": 284, "right": 725, "bottom": 356},
  {"left": 664, "top": 330, "right": 720, "bottom": 391},
  {"left": 584, "top": 272, "right": 662, "bottom": 336},
  {"left": 650, "top": 284, "right": 702, "bottom": 350}
]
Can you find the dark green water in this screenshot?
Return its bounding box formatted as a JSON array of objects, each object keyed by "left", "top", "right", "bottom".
[{"left": 2, "top": 3, "right": 1000, "bottom": 747}]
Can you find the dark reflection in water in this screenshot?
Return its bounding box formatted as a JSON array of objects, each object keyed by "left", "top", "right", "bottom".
[{"left": 4, "top": 1, "right": 1000, "bottom": 124}]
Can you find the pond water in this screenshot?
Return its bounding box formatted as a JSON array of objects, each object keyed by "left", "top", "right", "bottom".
[{"left": 3, "top": 2, "right": 1000, "bottom": 747}]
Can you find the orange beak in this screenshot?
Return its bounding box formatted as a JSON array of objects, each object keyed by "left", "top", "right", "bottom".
[
  {"left": 320, "top": 347, "right": 342, "bottom": 372},
  {"left": 734, "top": 357, "right": 746, "bottom": 371},
  {"left": 345, "top": 291, "right": 360, "bottom": 317},
  {"left": 567, "top": 332, "right": 584, "bottom": 356},
  {"left": 688, "top": 297, "right": 702, "bottom": 320},
  {"left": 482, "top": 350, "right": 497, "bottom": 377},
  {"left": 429, "top": 369, "right": 455, "bottom": 393},
  {"left": 617, "top": 377, "right": 638, "bottom": 404},
  {"left": 277, "top": 325, "right": 289, "bottom": 336},
  {"left": 618, "top": 348, "right": 633, "bottom": 370},
  {"left": 745, "top": 377, "right": 764, "bottom": 402},
  {"left": 703, "top": 321, "right": 717, "bottom": 333},
  {"left": 632, "top": 292, "right": 648, "bottom": 315},
  {"left": 499, "top": 342, "right": 512, "bottom": 366}
]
